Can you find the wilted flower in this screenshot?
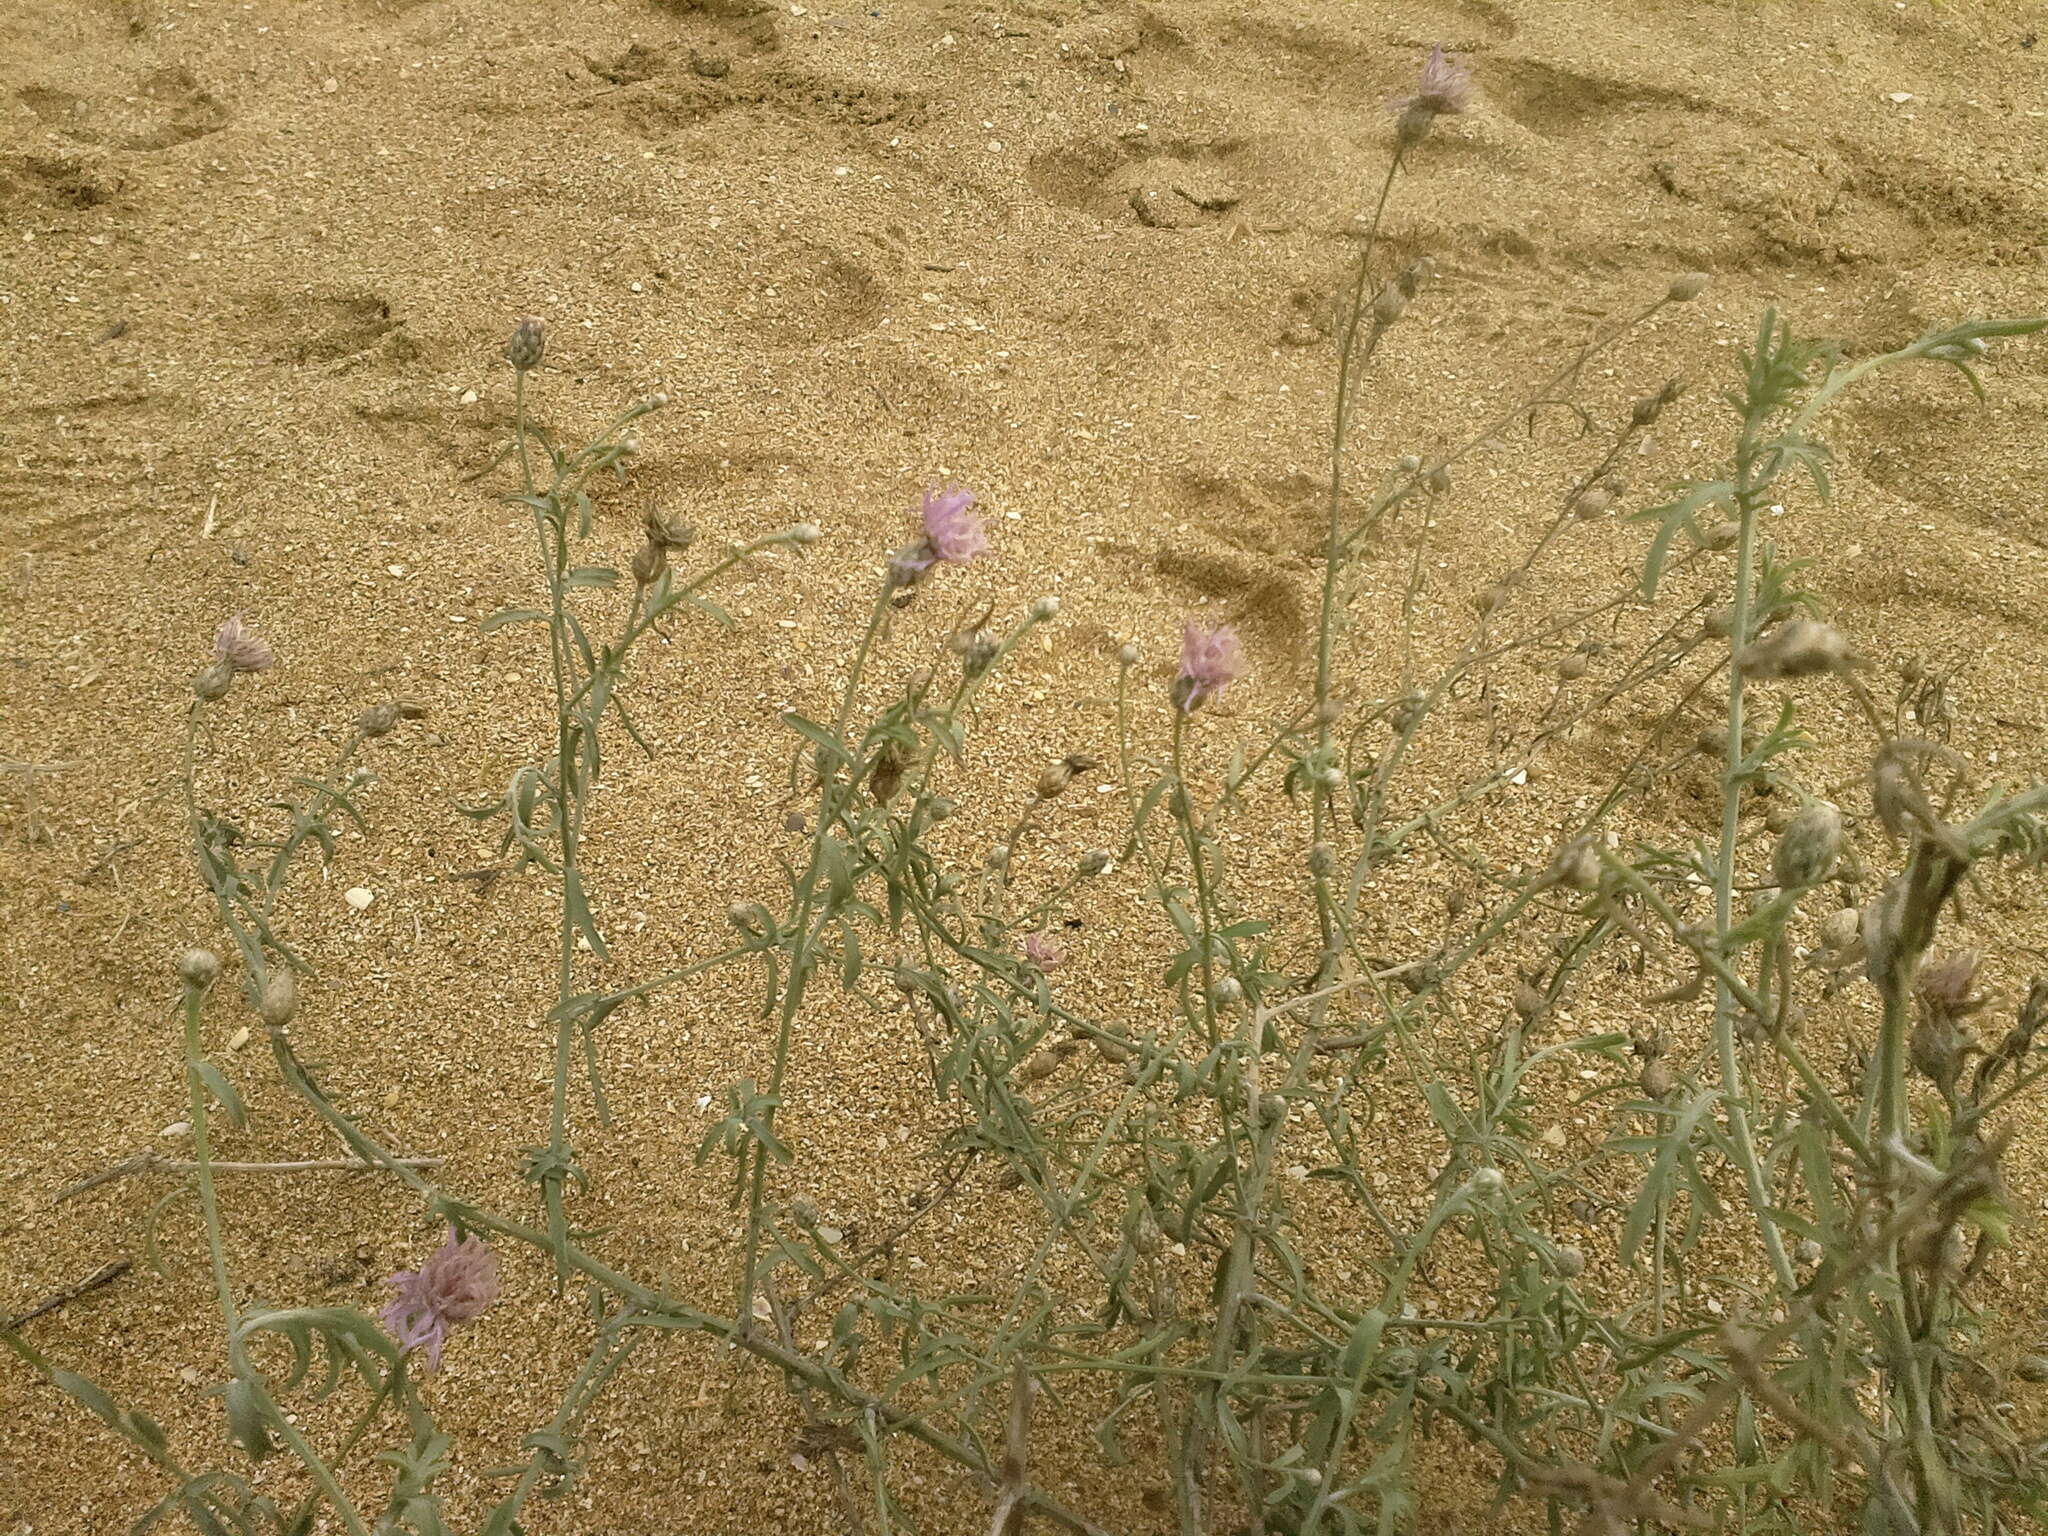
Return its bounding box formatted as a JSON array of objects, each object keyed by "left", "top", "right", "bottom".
[
  {"left": 1173, "top": 620, "right": 1245, "bottom": 713},
  {"left": 1734, "top": 617, "right": 1857, "bottom": 680},
  {"left": 1392, "top": 45, "right": 1473, "bottom": 143},
  {"left": 1023, "top": 932, "right": 1065, "bottom": 970},
  {"left": 381, "top": 1229, "right": 500, "bottom": 1371},
  {"left": 213, "top": 616, "right": 275, "bottom": 675}
]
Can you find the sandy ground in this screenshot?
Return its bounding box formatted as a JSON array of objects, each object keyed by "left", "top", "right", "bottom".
[{"left": 4, "top": 0, "right": 2048, "bottom": 1530}]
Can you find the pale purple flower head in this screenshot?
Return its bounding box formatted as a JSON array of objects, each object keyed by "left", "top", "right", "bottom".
[
  {"left": 213, "top": 616, "right": 275, "bottom": 674},
  {"left": 889, "top": 485, "right": 989, "bottom": 587},
  {"left": 920, "top": 486, "right": 989, "bottom": 565},
  {"left": 1173, "top": 620, "right": 1245, "bottom": 713},
  {"left": 1023, "top": 932, "right": 1065, "bottom": 971},
  {"left": 1392, "top": 45, "right": 1473, "bottom": 139},
  {"left": 380, "top": 1228, "right": 500, "bottom": 1372}
]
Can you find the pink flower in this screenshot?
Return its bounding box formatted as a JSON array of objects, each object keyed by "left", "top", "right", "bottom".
[
  {"left": 1023, "top": 932, "right": 1065, "bottom": 971},
  {"left": 1173, "top": 621, "right": 1244, "bottom": 713},
  {"left": 212, "top": 616, "right": 275, "bottom": 674},
  {"left": 920, "top": 486, "right": 989, "bottom": 565},
  {"left": 1395, "top": 44, "right": 1473, "bottom": 119},
  {"left": 380, "top": 1229, "right": 499, "bottom": 1371}
]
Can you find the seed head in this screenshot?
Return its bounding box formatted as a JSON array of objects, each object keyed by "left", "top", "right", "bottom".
[
  {"left": 177, "top": 949, "right": 222, "bottom": 990},
  {"left": 381, "top": 1228, "right": 500, "bottom": 1372},
  {"left": 631, "top": 539, "right": 668, "bottom": 587},
  {"left": 213, "top": 616, "right": 275, "bottom": 675},
  {"left": 1307, "top": 841, "right": 1337, "bottom": 877},
  {"left": 1209, "top": 976, "right": 1243, "bottom": 1008},
  {"left": 1030, "top": 595, "right": 1061, "bottom": 621},
  {"left": 1548, "top": 837, "right": 1603, "bottom": 893},
  {"left": 1172, "top": 620, "right": 1245, "bottom": 713},
  {"left": 1116, "top": 642, "right": 1139, "bottom": 668},
  {"left": 1771, "top": 801, "right": 1844, "bottom": 891},
  {"left": 505, "top": 316, "right": 546, "bottom": 373}
]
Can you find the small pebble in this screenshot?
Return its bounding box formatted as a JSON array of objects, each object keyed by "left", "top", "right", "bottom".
[
  {"left": 344, "top": 886, "right": 375, "bottom": 911},
  {"left": 161, "top": 1120, "right": 192, "bottom": 1139}
]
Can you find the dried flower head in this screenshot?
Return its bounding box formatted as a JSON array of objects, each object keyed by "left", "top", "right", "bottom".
[
  {"left": 177, "top": 949, "right": 222, "bottom": 990},
  {"left": 1392, "top": 45, "right": 1473, "bottom": 142},
  {"left": 1918, "top": 950, "right": 1985, "bottom": 1024},
  {"left": 1734, "top": 617, "right": 1857, "bottom": 680},
  {"left": 505, "top": 316, "right": 546, "bottom": 373},
  {"left": 381, "top": 1228, "right": 501, "bottom": 1371},
  {"left": 1173, "top": 620, "right": 1245, "bottom": 713},
  {"left": 213, "top": 616, "right": 275, "bottom": 675},
  {"left": 1023, "top": 932, "right": 1065, "bottom": 970}
]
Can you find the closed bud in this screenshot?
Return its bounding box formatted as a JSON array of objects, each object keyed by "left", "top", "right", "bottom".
[
  {"left": 1036, "top": 762, "right": 1074, "bottom": 799},
  {"left": 1424, "top": 465, "right": 1452, "bottom": 496},
  {"left": 505, "top": 316, "right": 547, "bottom": 372},
  {"left": 1370, "top": 284, "right": 1408, "bottom": 326},
  {"left": 1571, "top": 486, "right": 1613, "bottom": 520},
  {"left": 1667, "top": 272, "right": 1710, "bottom": 303},
  {"left": 644, "top": 509, "right": 696, "bottom": 551},
  {"left": 987, "top": 844, "right": 1011, "bottom": 871},
  {"left": 1317, "top": 765, "right": 1346, "bottom": 793},
  {"left": 1395, "top": 454, "right": 1423, "bottom": 475},
  {"left": 1558, "top": 652, "right": 1590, "bottom": 682},
  {"left": 177, "top": 949, "right": 222, "bottom": 990},
  {"left": 1209, "top": 977, "right": 1243, "bottom": 1008},
  {"left": 357, "top": 701, "right": 403, "bottom": 739},
  {"left": 928, "top": 796, "right": 957, "bottom": 822},
  {"left": 257, "top": 969, "right": 298, "bottom": 1028},
  {"left": 1116, "top": 642, "right": 1140, "bottom": 667},
  {"left": 1255, "top": 1093, "right": 1288, "bottom": 1128},
  {"left": 1030, "top": 595, "right": 1061, "bottom": 621},
  {"left": 1551, "top": 1245, "right": 1585, "bottom": 1278},
  {"left": 787, "top": 523, "right": 823, "bottom": 546},
  {"left": 1772, "top": 801, "right": 1844, "bottom": 890},
  {"left": 1514, "top": 979, "right": 1548, "bottom": 1021},
  {"left": 1465, "top": 1167, "right": 1506, "bottom": 1197},
  {"left": 1702, "top": 520, "right": 1740, "bottom": 551},
  {"left": 1079, "top": 848, "right": 1115, "bottom": 877},
  {"left": 1819, "top": 905, "right": 1862, "bottom": 951},
  {"left": 1307, "top": 842, "right": 1337, "bottom": 877}
]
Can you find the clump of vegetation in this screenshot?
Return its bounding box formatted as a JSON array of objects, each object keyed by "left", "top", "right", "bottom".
[{"left": 9, "top": 43, "right": 2048, "bottom": 1536}]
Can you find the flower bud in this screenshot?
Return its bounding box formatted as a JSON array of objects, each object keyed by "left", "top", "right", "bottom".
[
  {"left": 986, "top": 844, "right": 1011, "bottom": 871},
  {"left": 357, "top": 701, "right": 403, "bottom": 739},
  {"left": 1209, "top": 977, "right": 1242, "bottom": 1008},
  {"left": 506, "top": 316, "right": 547, "bottom": 373},
  {"left": 927, "top": 796, "right": 957, "bottom": 822},
  {"left": 787, "top": 523, "right": 823, "bottom": 545},
  {"left": 1772, "top": 801, "right": 1844, "bottom": 891},
  {"left": 1571, "top": 486, "right": 1613, "bottom": 520},
  {"left": 1117, "top": 643, "right": 1140, "bottom": 668},
  {"left": 1307, "top": 842, "right": 1336, "bottom": 877},
  {"left": 1551, "top": 1245, "right": 1585, "bottom": 1278},
  {"left": 1037, "top": 762, "right": 1074, "bottom": 799},
  {"left": 631, "top": 539, "right": 668, "bottom": 587},
  {"left": 1667, "top": 272, "right": 1710, "bottom": 303},
  {"left": 257, "top": 969, "right": 298, "bottom": 1028},
  {"left": 1465, "top": 1167, "right": 1505, "bottom": 1197},
  {"left": 177, "top": 949, "right": 222, "bottom": 990},
  {"left": 1557, "top": 652, "right": 1590, "bottom": 682},
  {"left": 1079, "top": 848, "right": 1114, "bottom": 877},
  {"left": 1819, "top": 905, "right": 1862, "bottom": 952},
  {"left": 1030, "top": 595, "right": 1061, "bottom": 621}
]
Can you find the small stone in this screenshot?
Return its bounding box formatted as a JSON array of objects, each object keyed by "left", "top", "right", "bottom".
[
  {"left": 1886, "top": 91, "right": 1913, "bottom": 104},
  {"left": 344, "top": 886, "right": 375, "bottom": 912},
  {"left": 161, "top": 1120, "right": 192, "bottom": 1139},
  {"left": 383, "top": 1086, "right": 402, "bottom": 1108},
  {"left": 814, "top": 1225, "right": 844, "bottom": 1245},
  {"left": 322, "top": 77, "right": 339, "bottom": 94},
  {"left": 227, "top": 1027, "right": 251, "bottom": 1052}
]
